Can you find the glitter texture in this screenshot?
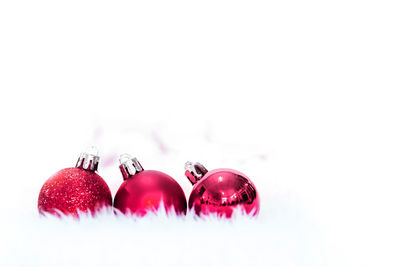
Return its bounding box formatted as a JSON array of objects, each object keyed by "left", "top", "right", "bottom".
[{"left": 38, "top": 168, "right": 112, "bottom": 217}]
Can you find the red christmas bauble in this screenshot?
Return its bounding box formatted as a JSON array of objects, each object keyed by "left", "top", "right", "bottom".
[
  {"left": 185, "top": 162, "right": 260, "bottom": 218},
  {"left": 114, "top": 155, "right": 187, "bottom": 216},
  {"left": 38, "top": 149, "right": 112, "bottom": 217}
]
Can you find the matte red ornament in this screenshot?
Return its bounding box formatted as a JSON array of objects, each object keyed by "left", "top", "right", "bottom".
[
  {"left": 185, "top": 162, "right": 259, "bottom": 218},
  {"left": 114, "top": 154, "right": 187, "bottom": 216},
  {"left": 38, "top": 147, "right": 112, "bottom": 217}
]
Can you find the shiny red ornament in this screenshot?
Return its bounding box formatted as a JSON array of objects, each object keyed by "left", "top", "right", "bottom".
[
  {"left": 114, "top": 154, "right": 187, "bottom": 216},
  {"left": 185, "top": 162, "right": 259, "bottom": 218},
  {"left": 38, "top": 148, "right": 112, "bottom": 217}
]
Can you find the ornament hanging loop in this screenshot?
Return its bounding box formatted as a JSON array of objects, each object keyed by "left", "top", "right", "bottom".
[{"left": 76, "top": 146, "right": 100, "bottom": 171}]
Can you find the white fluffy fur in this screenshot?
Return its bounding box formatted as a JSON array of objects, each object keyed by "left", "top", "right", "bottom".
[{"left": 2, "top": 206, "right": 324, "bottom": 267}]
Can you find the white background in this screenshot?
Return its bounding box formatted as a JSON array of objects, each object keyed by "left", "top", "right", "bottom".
[{"left": 0, "top": 0, "right": 399, "bottom": 266}]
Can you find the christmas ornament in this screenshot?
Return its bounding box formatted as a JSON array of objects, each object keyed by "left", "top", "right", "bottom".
[
  {"left": 38, "top": 147, "right": 112, "bottom": 217},
  {"left": 114, "top": 154, "right": 187, "bottom": 216},
  {"left": 185, "top": 162, "right": 259, "bottom": 218}
]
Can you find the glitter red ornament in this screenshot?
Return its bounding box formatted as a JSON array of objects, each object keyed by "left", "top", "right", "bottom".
[
  {"left": 38, "top": 147, "right": 112, "bottom": 217},
  {"left": 185, "top": 162, "right": 260, "bottom": 218},
  {"left": 114, "top": 154, "right": 187, "bottom": 216}
]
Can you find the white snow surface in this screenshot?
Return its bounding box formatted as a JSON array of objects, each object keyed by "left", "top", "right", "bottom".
[{"left": 1, "top": 0, "right": 400, "bottom": 266}]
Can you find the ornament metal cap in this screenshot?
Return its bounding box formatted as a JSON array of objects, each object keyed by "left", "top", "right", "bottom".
[
  {"left": 75, "top": 146, "right": 100, "bottom": 172},
  {"left": 185, "top": 161, "right": 208, "bottom": 185},
  {"left": 119, "top": 154, "right": 144, "bottom": 180}
]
